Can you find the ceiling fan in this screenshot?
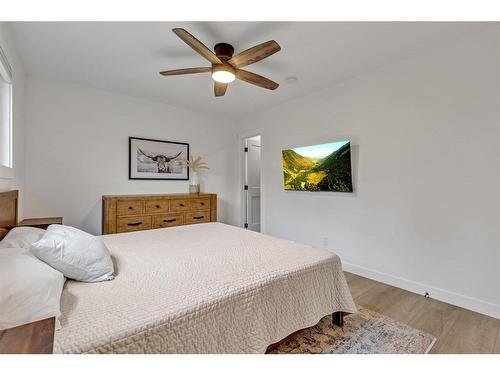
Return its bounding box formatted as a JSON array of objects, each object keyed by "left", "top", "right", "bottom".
[{"left": 159, "top": 28, "right": 281, "bottom": 97}]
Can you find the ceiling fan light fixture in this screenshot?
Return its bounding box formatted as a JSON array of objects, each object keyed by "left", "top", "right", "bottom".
[
  {"left": 160, "top": 29, "right": 281, "bottom": 96},
  {"left": 211, "top": 64, "right": 235, "bottom": 83}
]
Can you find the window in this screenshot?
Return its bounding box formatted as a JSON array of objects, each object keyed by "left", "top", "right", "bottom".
[{"left": 0, "top": 44, "right": 12, "bottom": 177}]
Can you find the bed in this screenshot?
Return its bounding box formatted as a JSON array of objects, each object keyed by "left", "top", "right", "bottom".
[{"left": 0, "top": 191, "right": 356, "bottom": 354}]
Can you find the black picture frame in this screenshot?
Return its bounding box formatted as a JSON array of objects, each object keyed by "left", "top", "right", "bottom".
[{"left": 129, "top": 137, "right": 190, "bottom": 180}]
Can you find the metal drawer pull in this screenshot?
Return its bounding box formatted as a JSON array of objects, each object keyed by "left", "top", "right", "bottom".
[
  {"left": 127, "top": 222, "right": 143, "bottom": 226},
  {"left": 193, "top": 216, "right": 204, "bottom": 220},
  {"left": 200, "top": 202, "right": 205, "bottom": 205},
  {"left": 179, "top": 203, "right": 184, "bottom": 207},
  {"left": 155, "top": 205, "right": 161, "bottom": 208},
  {"left": 128, "top": 206, "right": 133, "bottom": 210},
  {"left": 163, "top": 219, "right": 176, "bottom": 223}
]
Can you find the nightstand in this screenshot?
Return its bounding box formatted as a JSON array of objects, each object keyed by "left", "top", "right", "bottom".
[
  {"left": 17, "top": 217, "right": 63, "bottom": 230},
  {"left": 0, "top": 317, "right": 55, "bottom": 354}
]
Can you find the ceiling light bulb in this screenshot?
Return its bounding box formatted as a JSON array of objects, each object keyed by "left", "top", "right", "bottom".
[
  {"left": 212, "top": 70, "right": 235, "bottom": 83},
  {"left": 212, "top": 64, "right": 236, "bottom": 83}
]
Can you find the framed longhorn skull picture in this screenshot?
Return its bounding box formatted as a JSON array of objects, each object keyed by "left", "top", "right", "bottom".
[{"left": 129, "top": 137, "right": 189, "bottom": 180}]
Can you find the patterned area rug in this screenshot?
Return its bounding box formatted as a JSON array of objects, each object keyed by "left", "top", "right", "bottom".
[{"left": 268, "top": 307, "right": 436, "bottom": 354}]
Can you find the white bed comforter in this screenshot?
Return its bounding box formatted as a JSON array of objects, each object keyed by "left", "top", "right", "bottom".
[{"left": 54, "top": 223, "right": 356, "bottom": 353}]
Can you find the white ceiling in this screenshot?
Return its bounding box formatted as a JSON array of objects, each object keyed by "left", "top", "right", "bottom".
[{"left": 10, "top": 22, "right": 490, "bottom": 118}]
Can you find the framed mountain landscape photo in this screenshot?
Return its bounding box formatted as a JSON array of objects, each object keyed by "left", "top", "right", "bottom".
[{"left": 282, "top": 140, "right": 353, "bottom": 192}]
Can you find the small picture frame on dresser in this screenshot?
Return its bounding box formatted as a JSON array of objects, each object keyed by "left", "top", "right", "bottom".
[{"left": 129, "top": 137, "right": 189, "bottom": 180}]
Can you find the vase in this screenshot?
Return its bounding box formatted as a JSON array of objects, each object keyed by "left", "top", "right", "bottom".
[{"left": 189, "top": 171, "right": 200, "bottom": 194}]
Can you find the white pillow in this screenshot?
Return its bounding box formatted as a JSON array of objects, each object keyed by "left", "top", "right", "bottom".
[
  {"left": 0, "top": 226, "right": 46, "bottom": 250},
  {"left": 0, "top": 248, "right": 65, "bottom": 330},
  {"left": 30, "top": 225, "right": 114, "bottom": 282}
]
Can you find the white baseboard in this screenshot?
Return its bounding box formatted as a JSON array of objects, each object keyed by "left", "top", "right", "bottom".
[{"left": 343, "top": 261, "right": 500, "bottom": 319}]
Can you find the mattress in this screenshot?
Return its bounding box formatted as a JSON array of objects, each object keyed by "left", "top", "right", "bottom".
[{"left": 54, "top": 222, "right": 356, "bottom": 353}]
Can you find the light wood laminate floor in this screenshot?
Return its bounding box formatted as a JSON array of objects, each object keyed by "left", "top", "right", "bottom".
[{"left": 345, "top": 272, "right": 500, "bottom": 354}]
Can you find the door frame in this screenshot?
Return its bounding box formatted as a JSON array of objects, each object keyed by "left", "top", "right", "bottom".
[{"left": 238, "top": 129, "right": 264, "bottom": 232}]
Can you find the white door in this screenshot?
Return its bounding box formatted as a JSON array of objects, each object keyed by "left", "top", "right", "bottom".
[{"left": 245, "top": 136, "right": 261, "bottom": 232}]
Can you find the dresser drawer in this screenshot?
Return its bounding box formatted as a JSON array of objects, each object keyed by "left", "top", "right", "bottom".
[
  {"left": 145, "top": 199, "right": 170, "bottom": 214},
  {"left": 152, "top": 214, "right": 184, "bottom": 229},
  {"left": 189, "top": 198, "right": 210, "bottom": 210},
  {"left": 185, "top": 210, "right": 210, "bottom": 225},
  {"left": 170, "top": 199, "right": 190, "bottom": 212},
  {"left": 116, "top": 215, "right": 152, "bottom": 232},
  {"left": 117, "top": 200, "right": 145, "bottom": 216}
]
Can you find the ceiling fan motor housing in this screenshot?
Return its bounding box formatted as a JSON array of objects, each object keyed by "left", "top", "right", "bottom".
[
  {"left": 214, "top": 43, "right": 235, "bottom": 61},
  {"left": 213, "top": 43, "right": 236, "bottom": 79}
]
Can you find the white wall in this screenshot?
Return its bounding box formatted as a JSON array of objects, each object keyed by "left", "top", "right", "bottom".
[
  {"left": 24, "top": 78, "right": 239, "bottom": 234},
  {"left": 237, "top": 27, "right": 500, "bottom": 317},
  {"left": 0, "top": 23, "right": 26, "bottom": 217}
]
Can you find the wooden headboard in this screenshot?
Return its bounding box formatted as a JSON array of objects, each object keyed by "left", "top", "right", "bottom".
[{"left": 0, "top": 190, "right": 18, "bottom": 240}]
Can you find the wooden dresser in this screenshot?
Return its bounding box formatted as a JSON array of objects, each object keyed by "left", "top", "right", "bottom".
[{"left": 102, "top": 193, "right": 217, "bottom": 234}]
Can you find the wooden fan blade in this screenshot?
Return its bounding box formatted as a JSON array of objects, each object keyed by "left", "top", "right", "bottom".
[
  {"left": 159, "top": 67, "right": 211, "bottom": 76},
  {"left": 172, "top": 28, "right": 222, "bottom": 65},
  {"left": 214, "top": 81, "right": 228, "bottom": 97},
  {"left": 228, "top": 40, "right": 281, "bottom": 68},
  {"left": 235, "top": 69, "right": 279, "bottom": 90}
]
